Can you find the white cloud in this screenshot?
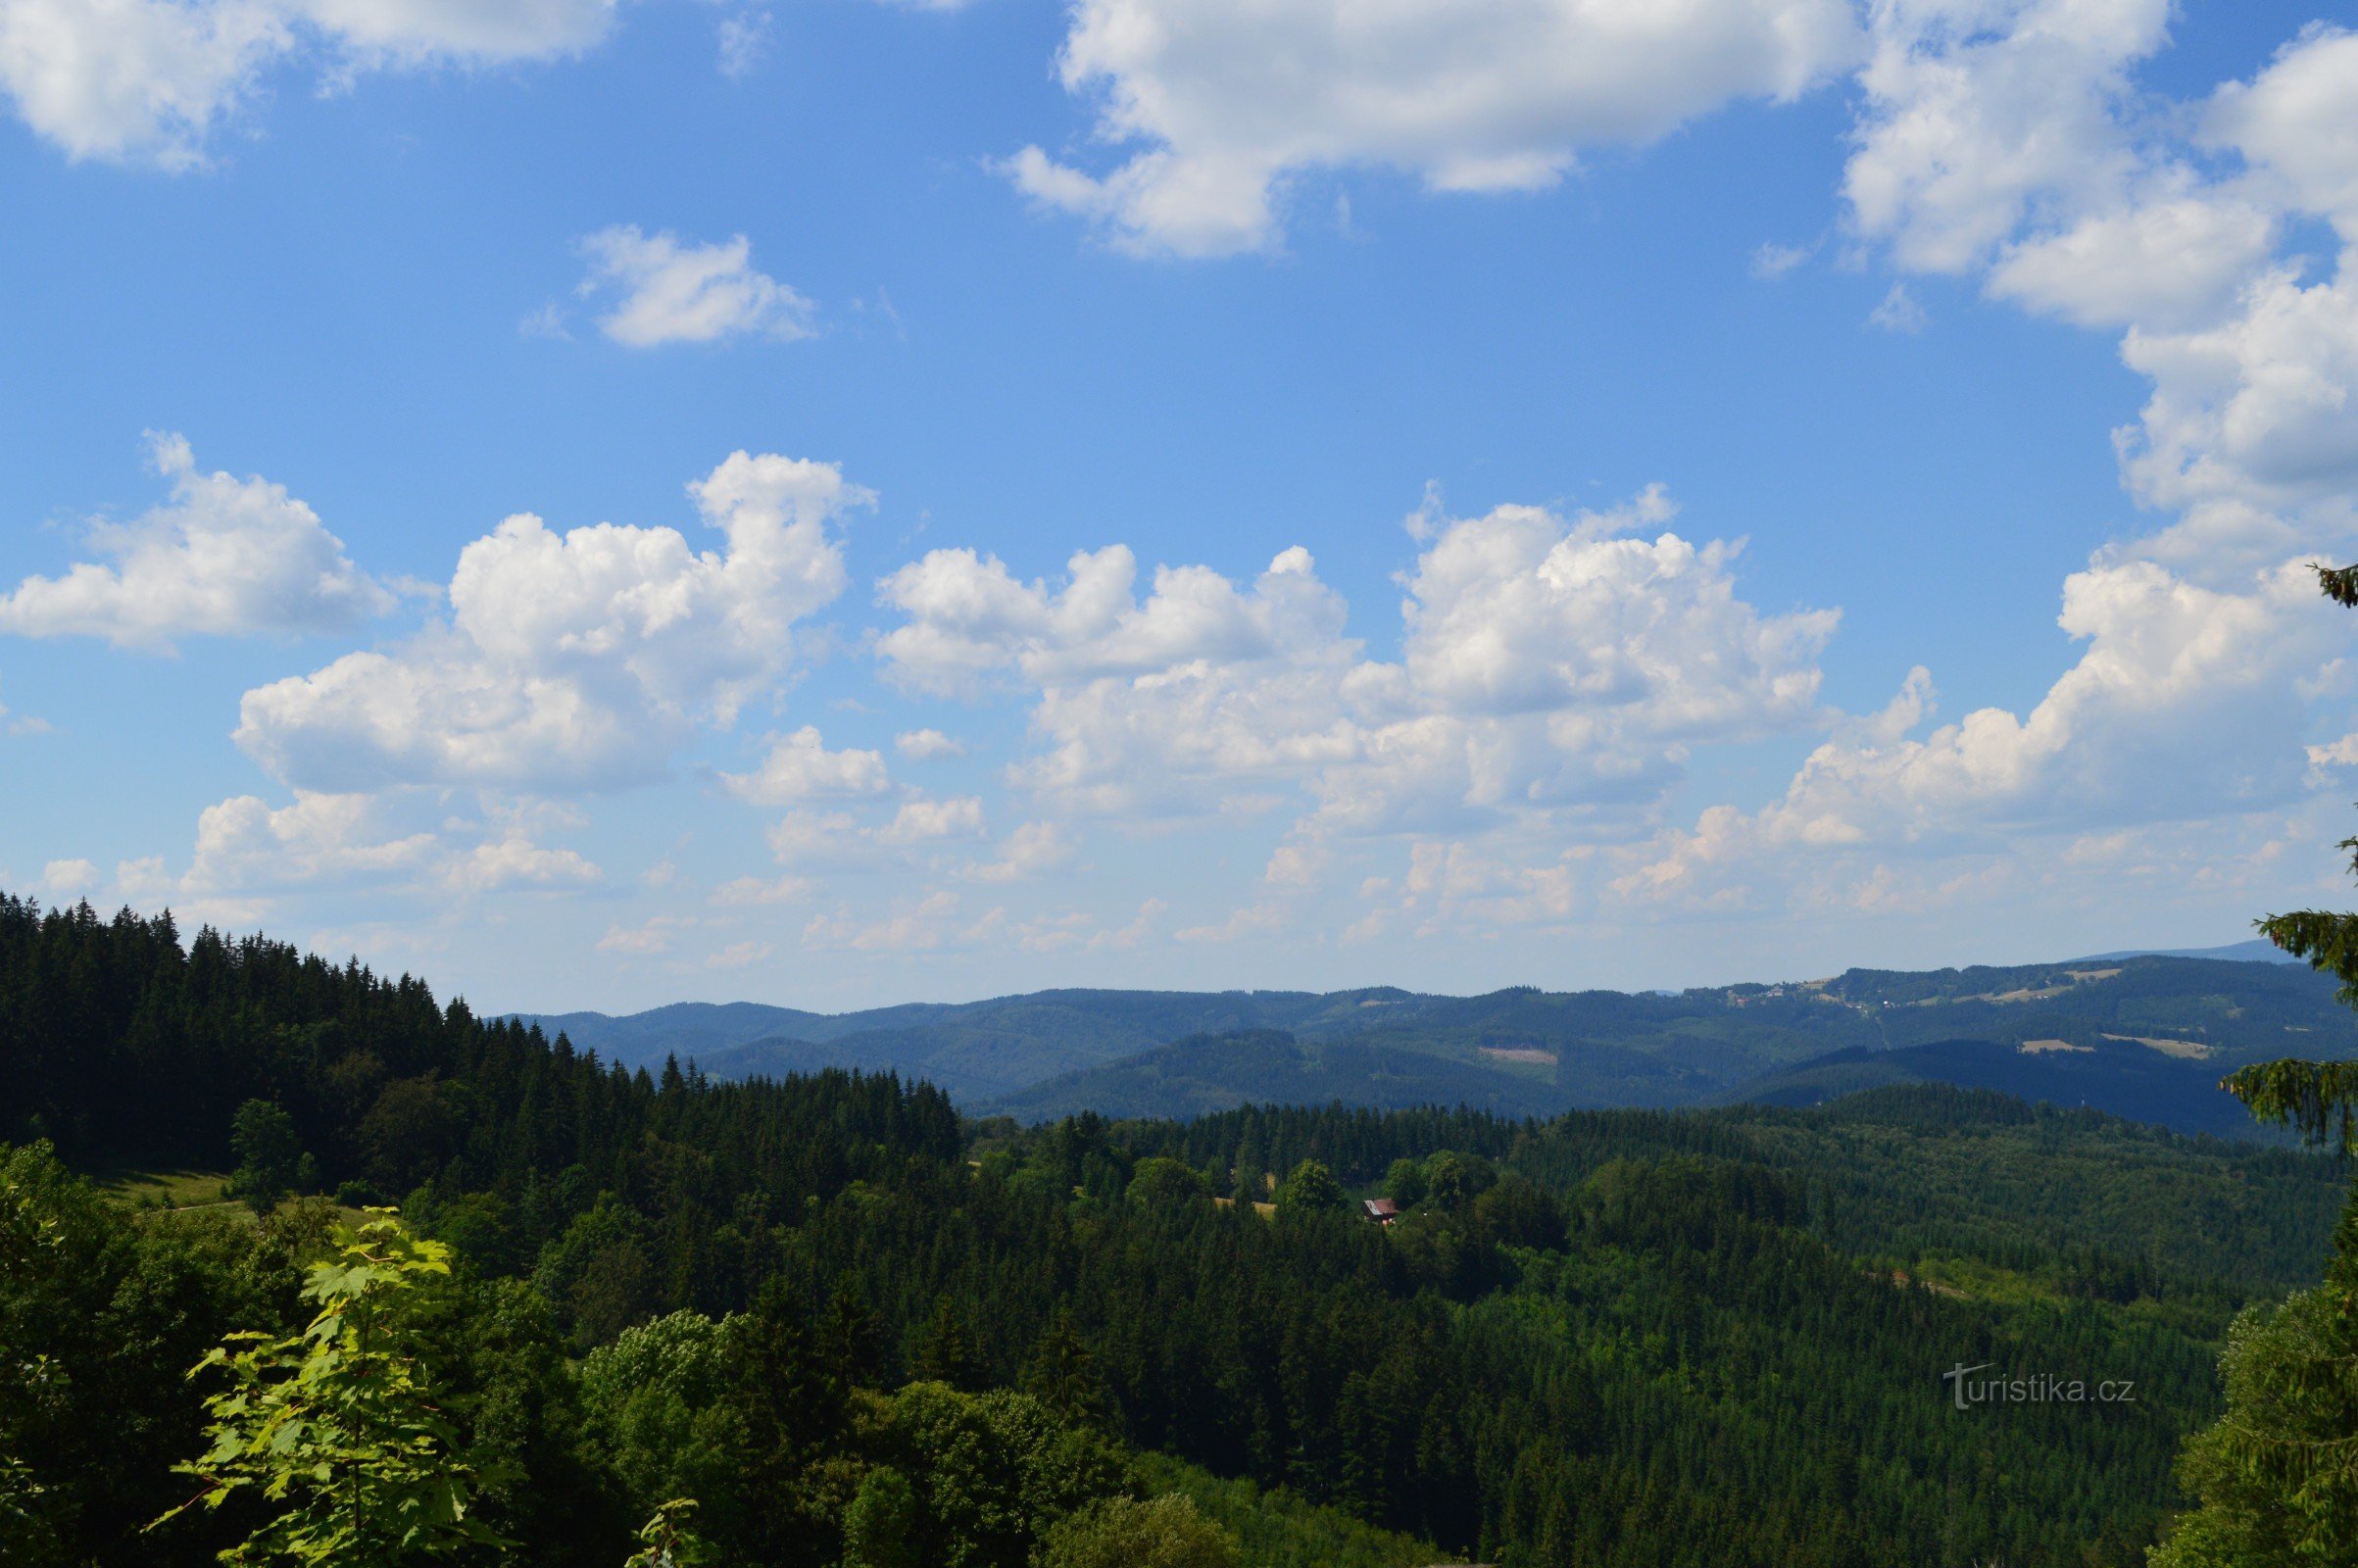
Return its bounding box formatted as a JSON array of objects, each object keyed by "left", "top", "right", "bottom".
[
  {"left": 964, "top": 820, "right": 1075, "bottom": 883},
  {"left": 764, "top": 810, "right": 861, "bottom": 867},
  {"left": 1612, "top": 557, "right": 2351, "bottom": 914},
  {"left": 40, "top": 858, "right": 99, "bottom": 897},
  {"left": 894, "top": 727, "right": 966, "bottom": 760},
  {"left": 757, "top": 793, "right": 985, "bottom": 870},
  {"left": 714, "top": 8, "right": 768, "bottom": 79},
  {"left": 712, "top": 871, "right": 814, "bottom": 906},
  {"left": 879, "top": 794, "right": 985, "bottom": 844},
  {"left": 0, "top": 0, "right": 614, "bottom": 168},
  {"left": 1985, "top": 179, "right": 2279, "bottom": 331},
  {"left": 1843, "top": 0, "right": 2169, "bottom": 275},
  {"left": 1008, "top": 0, "right": 1860, "bottom": 255},
  {"left": 596, "top": 916, "right": 681, "bottom": 955},
  {"left": 720, "top": 726, "right": 891, "bottom": 805},
  {"left": 2119, "top": 264, "right": 2358, "bottom": 516},
  {"left": 879, "top": 492, "right": 1834, "bottom": 836},
  {"left": 577, "top": 226, "right": 814, "bottom": 348},
  {"left": 187, "top": 791, "right": 436, "bottom": 892},
  {"left": 235, "top": 450, "right": 868, "bottom": 793},
  {"left": 1750, "top": 240, "right": 1812, "bottom": 278},
  {"left": 1867, "top": 281, "right": 1926, "bottom": 333},
  {"left": 443, "top": 832, "right": 600, "bottom": 894},
  {"left": 0, "top": 433, "right": 392, "bottom": 650},
  {"left": 2207, "top": 25, "right": 2358, "bottom": 241}
]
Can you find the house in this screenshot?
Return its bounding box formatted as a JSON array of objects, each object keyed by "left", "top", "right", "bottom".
[{"left": 1362, "top": 1197, "right": 1400, "bottom": 1225}]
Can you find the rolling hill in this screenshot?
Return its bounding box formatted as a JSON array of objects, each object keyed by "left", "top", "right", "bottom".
[{"left": 511, "top": 951, "right": 2358, "bottom": 1133}]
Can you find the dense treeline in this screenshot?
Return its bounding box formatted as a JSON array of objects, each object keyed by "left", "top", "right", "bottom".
[{"left": 3, "top": 897, "right": 2344, "bottom": 1565}]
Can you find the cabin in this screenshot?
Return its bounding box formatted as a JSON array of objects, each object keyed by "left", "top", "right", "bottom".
[{"left": 1362, "top": 1197, "right": 1400, "bottom": 1225}]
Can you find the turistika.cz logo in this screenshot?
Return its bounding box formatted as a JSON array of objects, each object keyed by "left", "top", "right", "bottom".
[{"left": 1942, "top": 1362, "right": 2136, "bottom": 1410}]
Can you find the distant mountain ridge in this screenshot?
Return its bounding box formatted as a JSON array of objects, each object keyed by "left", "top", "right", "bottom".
[
  {"left": 508, "top": 948, "right": 2356, "bottom": 1136},
  {"left": 2068, "top": 937, "right": 2300, "bottom": 964}
]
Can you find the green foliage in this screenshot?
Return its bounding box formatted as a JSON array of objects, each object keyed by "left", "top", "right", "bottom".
[
  {"left": 1127, "top": 1452, "right": 1433, "bottom": 1568},
  {"left": 2317, "top": 562, "right": 2358, "bottom": 610},
  {"left": 3, "top": 1141, "right": 294, "bottom": 1568},
  {"left": 1032, "top": 1494, "right": 1236, "bottom": 1568},
  {"left": 578, "top": 1310, "right": 736, "bottom": 1517},
  {"left": 2226, "top": 1057, "right": 2358, "bottom": 1153},
  {"left": 225, "top": 1102, "right": 312, "bottom": 1216},
  {"left": 152, "top": 1211, "right": 504, "bottom": 1565},
  {"left": 912, "top": 1297, "right": 986, "bottom": 1391},
  {"left": 1021, "top": 1317, "right": 1112, "bottom": 1431},
  {"left": 0, "top": 1143, "right": 71, "bottom": 1559},
  {"left": 1124, "top": 1156, "right": 1209, "bottom": 1209},
  {"left": 1271, "top": 1159, "right": 1343, "bottom": 1218},
  {"left": 841, "top": 1467, "right": 920, "bottom": 1568},
  {"left": 874, "top": 1382, "right": 1134, "bottom": 1568},
  {"left": 2151, "top": 1284, "right": 2358, "bottom": 1567},
  {"left": 621, "top": 1499, "right": 706, "bottom": 1568}
]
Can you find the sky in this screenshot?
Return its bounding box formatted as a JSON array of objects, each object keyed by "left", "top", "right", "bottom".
[{"left": 4, "top": 0, "right": 2358, "bottom": 1013}]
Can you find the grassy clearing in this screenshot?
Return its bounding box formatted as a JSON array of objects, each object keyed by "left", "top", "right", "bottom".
[{"left": 91, "top": 1167, "right": 236, "bottom": 1211}]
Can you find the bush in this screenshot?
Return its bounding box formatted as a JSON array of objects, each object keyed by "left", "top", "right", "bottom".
[{"left": 1034, "top": 1494, "right": 1237, "bottom": 1568}]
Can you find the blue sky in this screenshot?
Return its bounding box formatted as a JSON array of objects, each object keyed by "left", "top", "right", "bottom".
[{"left": 4, "top": 0, "right": 2357, "bottom": 1012}]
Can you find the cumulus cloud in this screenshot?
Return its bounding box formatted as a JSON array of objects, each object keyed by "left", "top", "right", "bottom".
[
  {"left": 879, "top": 492, "right": 1835, "bottom": 835},
  {"left": 443, "top": 833, "right": 600, "bottom": 894},
  {"left": 577, "top": 226, "right": 814, "bottom": 347},
  {"left": 1843, "top": 0, "right": 2169, "bottom": 276},
  {"left": 720, "top": 727, "right": 891, "bottom": 805},
  {"left": 1007, "top": 0, "right": 1859, "bottom": 255},
  {"left": 879, "top": 794, "right": 985, "bottom": 845},
  {"left": 2120, "top": 265, "right": 2358, "bottom": 518},
  {"left": 1984, "top": 179, "right": 2279, "bottom": 331},
  {"left": 187, "top": 791, "right": 437, "bottom": 892},
  {"left": 1553, "top": 8, "right": 2344, "bottom": 935},
  {"left": 894, "top": 727, "right": 966, "bottom": 760},
  {"left": 0, "top": 0, "right": 615, "bottom": 168},
  {"left": 964, "top": 820, "right": 1075, "bottom": 883},
  {"left": 758, "top": 793, "right": 984, "bottom": 867},
  {"left": 235, "top": 450, "right": 868, "bottom": 794},
  {"left": 0, "top": 434, "right": 392, "bottom": 650},
  {"left": 2207, "top": 25, "right": 2358, "bottom": 240},
  {"left": 1610, "top": 556, "right": 2351, "bottom": 919},
  {"left": 40, "top": 858, "right": 100, "bottom": 897}
]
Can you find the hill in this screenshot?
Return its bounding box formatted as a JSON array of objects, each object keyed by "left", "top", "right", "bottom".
[{"left": 515, "top": 954, "right": 2358, "bottom": 1133}]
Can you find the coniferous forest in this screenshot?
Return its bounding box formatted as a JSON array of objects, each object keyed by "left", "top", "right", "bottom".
[{"left": 4, "top": 889, "right": 2355, "bottom": 1566}]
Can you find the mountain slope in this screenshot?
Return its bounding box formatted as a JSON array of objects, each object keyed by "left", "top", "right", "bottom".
[{"left": 514, "top": 954, "right": 2358, "bottom": 1130}]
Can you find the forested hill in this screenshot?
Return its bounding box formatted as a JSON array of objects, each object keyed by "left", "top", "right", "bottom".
[
  {"left": 516, "top": 947, "right": 2358, "bottom": 1132},
  {"left": 5, "top": 893, "right": 2352, "bottom": 1567}
]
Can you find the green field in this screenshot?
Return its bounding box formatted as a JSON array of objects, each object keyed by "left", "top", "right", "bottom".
[{"left": 89, "top": 1166, "right": 235, "bottom": 1212}]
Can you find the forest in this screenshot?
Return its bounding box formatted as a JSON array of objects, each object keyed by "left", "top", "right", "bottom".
[{"left": 3, "top": 891, "right": 2352, "bottom": 1566}]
